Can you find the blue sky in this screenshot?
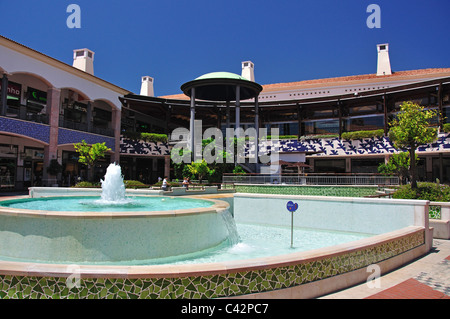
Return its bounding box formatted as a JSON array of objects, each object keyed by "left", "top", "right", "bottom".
[{"left": 2, "top": 0, "right": 449, "bottom": 96}]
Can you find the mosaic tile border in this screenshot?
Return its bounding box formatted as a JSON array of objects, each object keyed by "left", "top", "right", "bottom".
[
  {"left": 234, "top": 185, "right": 378, "bottom": 197},
  {"left": 0, "top": 229, "right": 424, "bottom": 299}
]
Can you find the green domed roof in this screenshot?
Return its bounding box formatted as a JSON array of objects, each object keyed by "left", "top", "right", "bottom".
[
  {"left": 195, "top": 72, "right": 249, "bottom": 81},
  {"left": 181, "top": 71, "right": 262, "bottom": 102}
]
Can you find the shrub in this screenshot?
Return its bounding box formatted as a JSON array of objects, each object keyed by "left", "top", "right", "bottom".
[
  {"left": 300, "top": 134, "right": 339, "bottom": 140},
  {"left": 152, "top": 181, "right": 182, "bottom": 188},
  {"left": 124, "top": 180, "right": 148, "bottom": 188},
  {"left": 73, "top": 180, "right": 148, "bottom": 188},
  {"left": 266, "top": 135, "right": 298, "bottom": 140},
  {"left": 122, "top": 132, "right": 168, "bottom": 143},
  {"left": 393, "top": 182, "right": 450, "bottom": 202},
  {"left": 443, "top": 123, "right": 450, "bottom": 133},
  {"left": 73, "top": 181, "right": 100, "bottom": 188},
  {"left": 341, "top": 129, "right": 384, "bottom": 140}
]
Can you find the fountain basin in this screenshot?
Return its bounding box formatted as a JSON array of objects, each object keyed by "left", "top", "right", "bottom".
[
  {"left": 0, "top": 193, "right": 434, "bottom": 299},
  {"left": 0, "top": 196, "right": 230, "bottom": 263}
]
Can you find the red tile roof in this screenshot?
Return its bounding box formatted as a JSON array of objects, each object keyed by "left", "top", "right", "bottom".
[
  {"left": 261, "top": 68, "right": 450, "bottom": 92},
  {"left": 159, "top": 68, "right": 450, "bottom": 100}
]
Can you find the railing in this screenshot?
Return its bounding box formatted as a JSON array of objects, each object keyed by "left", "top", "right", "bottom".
[
  {"left": 222, "top": 174, "right": 400, "bottom": 186},
  {"left": 5, "top": 106, "right": 49, "bottom": 124},
  {"left": 59, "top": 118, "right": 114, "bottom": 137}
]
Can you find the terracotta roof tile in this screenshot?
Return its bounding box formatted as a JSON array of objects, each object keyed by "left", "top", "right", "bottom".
[
  {"left": 158, "top": 68, "right": 450, "bottom": 99},
  {"left": 260, "top": 68, "right": 450, "bottom": 92}
]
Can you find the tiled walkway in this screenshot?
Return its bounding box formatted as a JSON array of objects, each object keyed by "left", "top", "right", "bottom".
[
  {"left": 365, "top": 278, "right": 450, "bottom": 299},
  {"left": 321, "top": 239, "right": 450, "bottom": 299}
]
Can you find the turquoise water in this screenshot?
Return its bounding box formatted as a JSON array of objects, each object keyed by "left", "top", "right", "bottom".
[
  {"left": 149, "top": 223, "right": 371, "bottom": 266},
  {"left": 0, "top": 196, "right": 372, "bottom": 266},
  {"left": 0, "top": 222, "right": 371, "bottom": 266},
  {"left": 0, "top": 196, "right": 214, "bottom": 212}
]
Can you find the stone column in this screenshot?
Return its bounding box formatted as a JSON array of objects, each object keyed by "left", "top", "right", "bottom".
[
  {"left": 43, "top": 87, "right": 61, "bottom": 186},
  {"left": 164, "top": 155, "right": 170, "bottom": 180},
  {"left": 86, "top": 100, "right": 93, "bottom": 132},
  {"left": 189, "top": 88, "right": 196, "bottom": 161},
  {"left": 235, "top": 85, "right": 241, "bottom": 138},
  {"left": 111, "top": 107, "right": 121, "bottom": 163},
  {"left": 254, "top": 94, "right": 260, "bottom": 171},
  {"left": 1, "top": 73, "right": 8, "bottom": 116},
  {"left": 225, "top": 101, "right": 230, "bottom": 128}
]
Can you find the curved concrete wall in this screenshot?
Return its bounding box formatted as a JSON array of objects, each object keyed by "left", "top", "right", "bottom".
[{"left": 0, "top": 197, "right": 230, "bottom": 263}]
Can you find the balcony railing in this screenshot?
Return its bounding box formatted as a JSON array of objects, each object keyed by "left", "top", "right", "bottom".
[
  {"left": 59, "top": 118, "right": 114, "bottom": 137},
  {"left": 5, "top": 105, "right": 49, "bottom": 124},
  {"left": 222, "top": 173, "right": 400, "bottom": 186}
]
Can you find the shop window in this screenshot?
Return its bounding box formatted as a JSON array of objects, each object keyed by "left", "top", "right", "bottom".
[
  {"left": 351, "top": 158, "right": 384, "bottom": 173},
  {"left": 266, "top": 122, "right": 298, "bottom": 136},
  {"left": 0, "top": 144, "right": 17, "bottom": 189},
  {"left": 443, "top": 106, "right": 450, "bottom": 124},
  {"left": 432, "top": 156, "right": 450, "bottom": 184},
  {"left": 26, "top": 87, "right": 47, "bottom": 111},
  {"left": 93, "top": 107, "right": 111, "bottom": 129},
  {"left": 304, "top": 120, "right": 339, "bottom": 135},
  {"left": 348, "top": 104, "right": 378, "bottom": 114},
  {"left": 343, "top": 115, "right": 384, "bottom": 132},
  {"left": 314, "top": 159, "right": 346, "bottom": 173}
]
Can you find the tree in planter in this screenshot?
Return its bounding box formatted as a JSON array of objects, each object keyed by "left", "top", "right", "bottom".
[
  {"left": 388, "top": 101, "right": 438, "bottom": 189},
  {"left": 378, "top": 152, "right": 418, "bottom": 185},
  {"left": 73, "top": 140, "right": 111, "bottom": 182},
  {"left": 187, "top": 159, "right": 212, "bottom": 184}
]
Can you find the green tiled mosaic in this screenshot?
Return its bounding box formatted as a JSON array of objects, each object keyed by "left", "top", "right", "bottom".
[
  {"left": 429, "top": 205, "right": 441, "bottom": 219},
  {"left": 234, "top": 185, "right": 378, "bottom": 197},
  {"left": 0, "top": 230, "right": 424, "bottom": 299}
]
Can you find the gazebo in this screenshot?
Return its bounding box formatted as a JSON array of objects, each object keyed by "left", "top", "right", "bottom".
[{"left": 180, "top": 72, "right": 263, "bottom": 161}]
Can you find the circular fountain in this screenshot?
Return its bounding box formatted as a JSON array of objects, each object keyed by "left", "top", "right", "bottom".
[{"left": 0, "top": 163, "right": 232, "bottom": 264}]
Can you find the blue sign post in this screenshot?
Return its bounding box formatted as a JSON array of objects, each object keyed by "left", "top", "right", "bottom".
[{"left": 286, "top": 201, "right": 299, "bottom": 248}]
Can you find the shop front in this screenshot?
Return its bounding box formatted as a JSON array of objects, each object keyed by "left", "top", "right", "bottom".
[
  {"left": 22, "top": 147, "right": 44, "bottom": 188},
  {"left": 0, "top": 144, "right": 17, "bottom": 189}
]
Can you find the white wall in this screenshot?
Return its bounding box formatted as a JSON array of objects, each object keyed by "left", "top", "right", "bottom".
[{"left": 0, "top": 44, "right": 124, "bottom": 110}]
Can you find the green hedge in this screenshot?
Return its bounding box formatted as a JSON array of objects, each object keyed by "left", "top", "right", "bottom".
[
  {"left": 73, "top": 180, "right": 148, "bottom": 188},
  {"left": 235, "top": 184, "right": 377, "bottom": 197},
  {"left": 72, "top": 181, "right": 101, "bottom": 188},
  {"left": 300, "top": 134, "right": 339, "bottom": 140},
  {"left": 393, "top": 182, "right": 450, "bottom": 202},
  {"left": 341, "top": 129, "right": 384, "bottom": 140},
  {"left": 122, "top": 132, "right": 168, "bottom": 143}
]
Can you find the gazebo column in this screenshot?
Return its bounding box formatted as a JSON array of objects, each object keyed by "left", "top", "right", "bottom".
[
  {"left": 189, "top": 87, "right": 196, "bottom": 161},
  {"left": 254, "top": 94, "right": 260, "bottom": 171},
  {"left": 226, "top": 101, "right": 230, "bottom": 128},
  {"left": 235, "top": 85, "right": 240, "bottom": 138},
  {"left": 216, "top": 106, "right": 222, "bottom": 129}
]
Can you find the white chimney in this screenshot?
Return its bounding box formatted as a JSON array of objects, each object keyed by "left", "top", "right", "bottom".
[
  {"left": 241, "top": 61, "right": 255, "bottom": 81},
  {"left": 376, "top": 44, "right": 392, "bottom": 76},
  {"left": 72, "top": 49, "right": 95, "bottom": 75},
  {"left": 140, "top": 76, "right": 154, "bottom": 97}
]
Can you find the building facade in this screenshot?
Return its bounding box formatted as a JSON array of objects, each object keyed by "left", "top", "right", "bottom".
[
  {"left": 0, "top": 36, "right": 129, "bottom": 189},
  {"left": 1, "top": 36, "right": 449, "bottom": 189}
]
